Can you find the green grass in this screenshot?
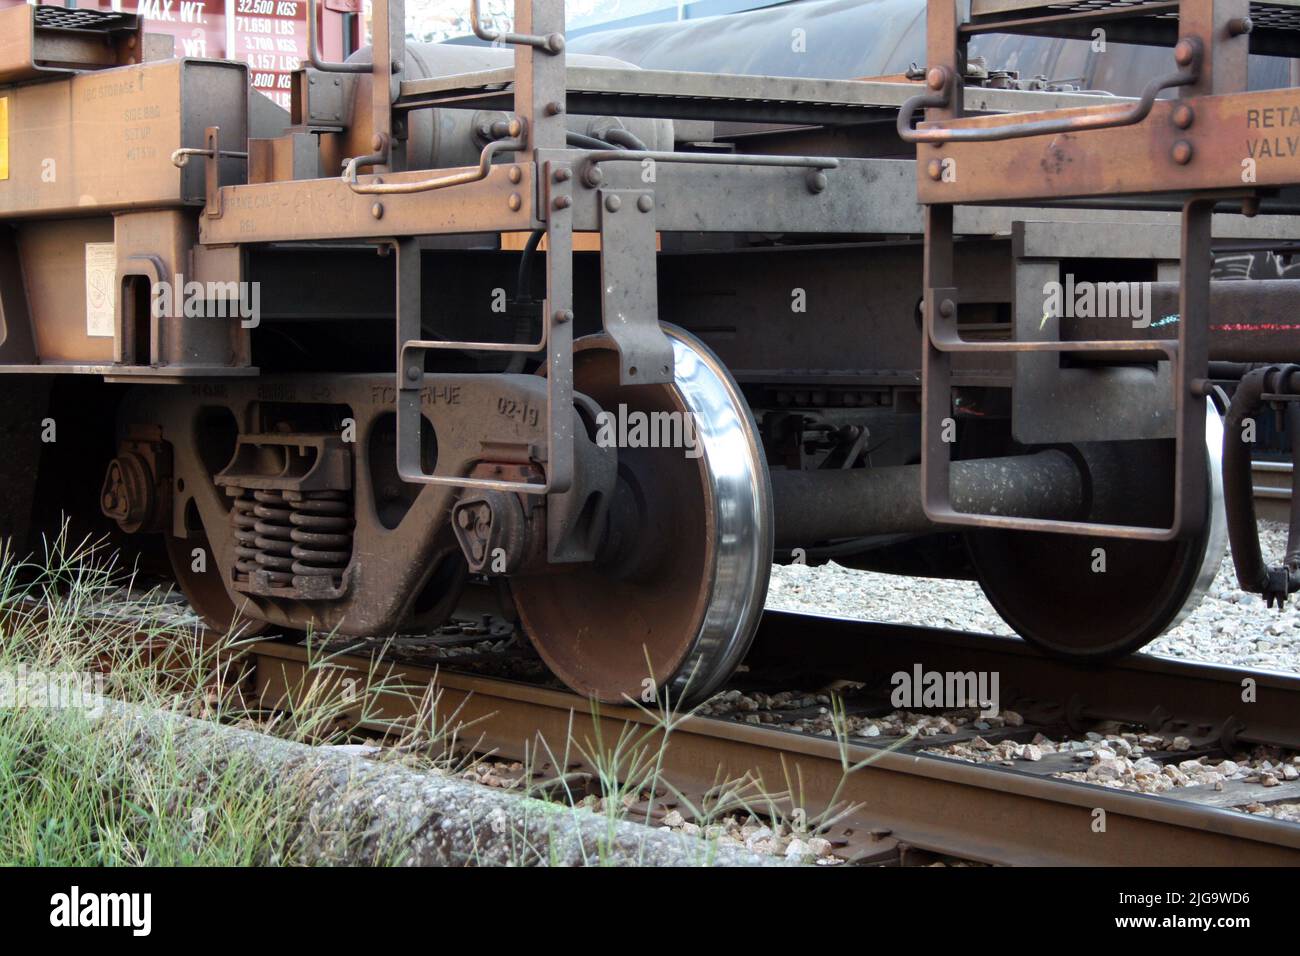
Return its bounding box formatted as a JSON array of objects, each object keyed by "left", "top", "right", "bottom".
[
  {"left": 0, "top": 704, "right": 298, "bottom": 865},
  {"left": 0, "top": 527, "right": 376, "bottom": 865},
  {"left": 0, "top": 526, "right": 895, "bottom": 866}
]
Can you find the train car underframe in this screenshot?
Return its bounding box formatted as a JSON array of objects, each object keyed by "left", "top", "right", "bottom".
[{"left": 2, "top": 0, "right": 1299, "bottom": 703}]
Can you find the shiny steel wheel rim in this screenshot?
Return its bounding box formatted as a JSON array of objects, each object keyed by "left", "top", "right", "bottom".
[
  {"left": 512, "top": 326, "right": 772, "bottom": 704},
  {"left": 662, "top": 325, "right": 773, "bottom": 702}
]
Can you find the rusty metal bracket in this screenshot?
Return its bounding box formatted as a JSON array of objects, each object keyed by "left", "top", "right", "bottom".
[
  {"left": 395, "top": 162, "right": 576, "bottom": 502},
  {"left": 918, "top": 199, "right": 1216, "bottom": 543},
  {"left": 389, "top": 1, "right": 578, "bottom": 556},
  {"left": 597, "top": 189, "right": 673, "bottom": 386},
  {"left": 908, "top": 0, "right": 1271, "bottom": 544}
]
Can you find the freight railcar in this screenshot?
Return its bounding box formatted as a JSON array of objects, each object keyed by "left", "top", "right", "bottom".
[{"left": 1, "top": 0, "right": 1297, "bottom": 702}]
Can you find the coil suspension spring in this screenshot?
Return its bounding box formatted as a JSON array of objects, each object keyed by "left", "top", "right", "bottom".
[{"left": 231, "top": 488, "right": 354, "bottom": 591}]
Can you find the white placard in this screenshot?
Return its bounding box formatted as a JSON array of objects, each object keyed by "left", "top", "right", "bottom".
[{"left": 84, "top": 242, "right": 116, "bottom": 338}]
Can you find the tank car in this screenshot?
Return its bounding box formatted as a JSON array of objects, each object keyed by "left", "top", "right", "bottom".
[{"left": 1, "top": 0, "right": 1297, "bottom": 703}]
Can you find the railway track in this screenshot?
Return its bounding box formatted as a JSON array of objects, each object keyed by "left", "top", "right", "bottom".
[
  {"left": 1253, "top": 459, "right": 1294, "bottom": 524},
  {"left": 248, "top": 608, "right": 1300, "bottom": 866}
]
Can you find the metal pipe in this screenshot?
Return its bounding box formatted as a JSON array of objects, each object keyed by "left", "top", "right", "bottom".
[
  {"left": 770, "top": 450, "right": 1085, "bottom": 547},
  {"left": 1054, "top": 280, "right": 1300, "bottom": 365}
]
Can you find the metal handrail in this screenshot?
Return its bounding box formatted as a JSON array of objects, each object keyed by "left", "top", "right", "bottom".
[
  {"left": 897, "top": 40, "right": 1201, "bottom": 144},
  {"left": 343, "top": 136, "right": 524, "bottom": 194},
  {"left": 306, "top": 0, "right": 370, "bottom": 74},
  {"left": 470, "top": 0, "right": 565, "bottom": 54},
  {"left": 580, "top": 149, "right": 839, "bottom": 187},
  {"left": 171, "top": 146, "right": 247, "bottom": 168}
]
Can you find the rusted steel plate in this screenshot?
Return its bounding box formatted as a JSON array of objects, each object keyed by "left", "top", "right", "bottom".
[
  {"left": 0, "top": 58, "right": 247, "bottom": 218},
  {"left": 915, "top": 87, "right": 1300, "bottom": 204},
  {"left": 199, "top": 163, "right": 536, "bottom": 244}
]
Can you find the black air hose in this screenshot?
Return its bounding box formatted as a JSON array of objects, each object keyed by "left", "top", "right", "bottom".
[
  {"left": 1222, "top": 363, "right": 1300, "bottom": 606},
  {"left": 502, "top": 132, "right": 625, "bottom": 373},
  {"left": 566, "top": 131, "right": 618, "bottom": 151},
  {"left": 603, "top": 127, "right": 649, "bottom": 151},
  {"left": 505, "top": 228, "right": 545, "bottom": 374}
]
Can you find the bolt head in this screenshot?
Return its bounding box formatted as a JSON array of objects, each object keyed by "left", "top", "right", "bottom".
[
  {"left": 508, "top": 165, "right": 523, "bottom": 184},
  {"left": 926, "top": 158, "right": 944, "bottom": 181},
  {"left": 545, "top": 101, "right": 565, "bottom": 116},
  {"left": 605, "top": 194, "right": 622, "bottom": 212},
  {"left": 939, "top": 299, "right": 956, "bottom": 318},
  {"left": 508, "top": 192, "right": 522, "bottom": 211},
  {"left": 637, "top": 194, "right": 653, "bottom": 213},
  {"left": 1172, "top": 104, "right": 1194, "bottom": 129},
  {"left": 807, "top": 171, "right": 828, "bottom": 194},
  {"left": 926, "top": 66, "right": 947, "bottom": 91},
  {"left": 554, "top": 309, "right": 573, "bottom": 324},
  {"left": 1171, "top": 139, "right": 1194, "bottom": 165},
  {"left": 371, "top": 202, "right": 384, "bottom": 219},
  {"left": 553, "top": 167, "right": 572, "bottom": 183},
  {"left": 1174, "top": 37, "right": 1199, "bottom": 67},
  {"left": 554, "top": 195, "right": 572, "bottom": 210},
  {"left": 406, "top": 364, "right": 421, "bottom": 382}
]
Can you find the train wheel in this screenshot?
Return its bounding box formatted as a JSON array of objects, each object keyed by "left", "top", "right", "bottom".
[
  {"left": 966, "top": 407, "right": 1226, "bottom": 659},
  {"left": 511, "top": 327, "right": 773, "bottom": 704},
  {"left": 164, "top": 530, "right": 268, "bottom": 639}
]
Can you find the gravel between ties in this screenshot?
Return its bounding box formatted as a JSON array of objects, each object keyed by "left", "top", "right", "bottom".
[{"left": 766, "top": 520, "right": 1300, "bottom": 674}]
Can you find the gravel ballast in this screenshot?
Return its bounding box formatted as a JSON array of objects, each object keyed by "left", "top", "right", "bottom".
[{"left": 767, "top": 520, "right": 1299, "bottom": 674}]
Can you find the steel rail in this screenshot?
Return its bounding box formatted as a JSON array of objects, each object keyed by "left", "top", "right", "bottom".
[
  {"left": 1253, "top": 459, "right": 1294, "bottom": 523},
  {"left": 249, "top": 610, "right": 1300, "bottom": 866}
]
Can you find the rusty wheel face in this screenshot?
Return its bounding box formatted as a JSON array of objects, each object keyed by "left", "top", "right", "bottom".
[
  {"left": 511, "top": 327, "right": 772, "bottom": 704},
  {"left": 967, "top": 407, "right": 1226, "bottom": 659},
  {"left": 164, "top": 530, "right": 268, "bottom": 639}
]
